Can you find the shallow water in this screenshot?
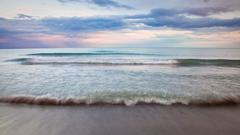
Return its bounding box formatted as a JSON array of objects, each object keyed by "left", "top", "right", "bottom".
[{"left": 0, "top": 48, "right": 240, "bottom": 105}]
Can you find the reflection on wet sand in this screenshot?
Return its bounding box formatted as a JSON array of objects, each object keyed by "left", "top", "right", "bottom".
[{"left": 1, "top": 104, "right": 240, "bottom": 135}]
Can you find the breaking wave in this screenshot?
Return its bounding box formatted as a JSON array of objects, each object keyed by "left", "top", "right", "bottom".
[
  {"left": 0, "top": 95, "right": 240, "bottom": 106},
  {"left": 8, "top": 58, "right": 240, "bottom": 67}
]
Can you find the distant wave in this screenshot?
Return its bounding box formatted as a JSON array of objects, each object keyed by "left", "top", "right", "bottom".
[
  {"left": 29, "top": 52, "right": 162, "bottom": 56},
  {"left": 21, "top": 59, "right": 178, "bottom": 66},
  {"left": 8, "top": 58, "right": 240, "bottom": 67},
  {"left": 6, "top": 58, "right": 31, "bottom": 62},
  {"left": 94, "top": 50, "right": 118, "bottom": 53},
  {"left": 0, "top": 95, "right": 240, "bottom": 106}
]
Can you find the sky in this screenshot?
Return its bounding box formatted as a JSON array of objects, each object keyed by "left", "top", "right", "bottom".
[{"left": 0, "top": 0, "right": 240, "bottom": 48}]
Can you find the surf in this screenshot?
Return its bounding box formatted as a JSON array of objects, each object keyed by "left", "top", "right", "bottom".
[
  {"left": 0, "top": 95, "right": 240, "bottom": 106},
  {"left": 8, "top": 57, "right": 240, "bottom": 67}
]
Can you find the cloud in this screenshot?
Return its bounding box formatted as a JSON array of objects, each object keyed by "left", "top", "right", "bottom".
[
  {"left": 0, "top": 7, "right": 240, "bottom": 48},
  {"left": 148, "top": 7, "right": 233, "bottom": 17},
  {"left": 57, "top": 0, "right": 133, "bottom": 9},
  {"left": 0, "top": 18, "right": 49, "bottom": 34},
  {"left": 0, "top": 32, "right": 86, "bottom": 48},
  {"left": 15, "top": 14, "right": 33, "bottom": 19},
  {"left": 31, "top": 7, "right": 240, "bottom": 34},
  {"left": 203, "top": 0, "right": 210, "bottom": 2},
  {"left": 0, "top": 34, "right": 53, "bottom": 49},
  {"left": 140, "top": 16, "right": 240, "bottom": 28},
  {"left": 184, "top": 7, "right": 232, "bottom": 16},
  {"left": 41, "top": 17, "right": 125, "bottom": 32},
  {"left": 129, "top": 7, "right": 240, "bottom": 29},
  {"left": 0, "top": 28, "right": 15, "bottom": 36},
  {"left": 0, "top": 7, "right": 239, "bottom": 36}
]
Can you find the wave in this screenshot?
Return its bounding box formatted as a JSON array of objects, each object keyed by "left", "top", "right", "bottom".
[
  {"left": 8, "top": 58, "right": 240, "bottom": 67},
  {"left": 0, "top": 95, "right": 240, "bottom": 106},
  {"left": 178, "top": 59, "right": 240, "bottom": 66},
  {"left": 6, "top": 58, "right": 31, "bottom": 62},
  {"left": 22, "top": 59, "right": 178, "bottom": 66},
  {"left": 94, "top": 50, "right": 117, "bottom": 53},
  {"left": 29, "top": 52, "right": 161, "bottom": 56}
]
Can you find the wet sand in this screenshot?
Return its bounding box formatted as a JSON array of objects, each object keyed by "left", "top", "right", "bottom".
[{"left": 0, "top": 104, "right": 240, "bottom": 135}]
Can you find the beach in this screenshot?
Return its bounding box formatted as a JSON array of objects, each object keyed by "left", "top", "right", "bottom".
[
  {"left": 1, "top": 104, "right": 240, "bottom": 135},
  {"left": 1, "top": 0, "right": 240, "bottom": 134}
]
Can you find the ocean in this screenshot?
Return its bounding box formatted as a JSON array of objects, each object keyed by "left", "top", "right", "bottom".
[{"left": 0, "top": 47, "right": 240, "bottom": 106}]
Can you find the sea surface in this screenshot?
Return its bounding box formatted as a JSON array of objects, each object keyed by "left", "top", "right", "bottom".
[{"left": 0, "top": 47, "right": 240, "bottom": 106}]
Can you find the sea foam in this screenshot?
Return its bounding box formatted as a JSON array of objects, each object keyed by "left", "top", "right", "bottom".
[{"left": 0, "top": 95, "right": 240, "bottom": 106}]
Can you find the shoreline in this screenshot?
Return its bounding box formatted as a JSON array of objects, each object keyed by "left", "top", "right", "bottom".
[
  {"left": 1, "top": 95, "right": 240, "bottom": 106},
  {"left": 1, "top": 104, "right": 240, "bottom": 135}
]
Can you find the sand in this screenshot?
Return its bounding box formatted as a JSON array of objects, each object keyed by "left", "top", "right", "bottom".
[{"left": 0, "top": 104, "right": 240, "bottom": 135}]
